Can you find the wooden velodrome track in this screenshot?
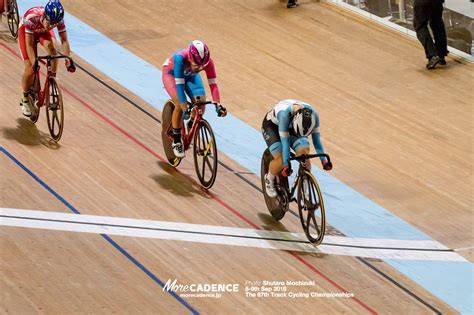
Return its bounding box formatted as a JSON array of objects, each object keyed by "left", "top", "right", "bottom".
[{"left": 1, "top": 0, "right": 473, "bottom": 314}]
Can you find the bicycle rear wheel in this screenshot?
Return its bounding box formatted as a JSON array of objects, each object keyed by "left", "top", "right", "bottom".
[
  {"left": 7, "top": 0, "right": 19, "bottom": 39},
  {"left": 297, "top": 170, "right": 326, "bottom": 244},
  {"left": 193, "top": 119, "right": 218, "bottom": 189},
  {"left": 45, "top": 77, "right": 64, "bottom": 141},
  {"left": 161, "top": 100, "right": 182, "bottom": 167},
  {"left": 260, "top": 149, "right": 288, "bottom": 221},
  {"left": 28, "top": 74, "right": 41, "bottom": 123}
]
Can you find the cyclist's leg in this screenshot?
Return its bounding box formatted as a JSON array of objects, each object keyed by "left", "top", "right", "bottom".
[
  {"left": 293, "top": 137, "right": 310, "bottom": 169},
  {"left": 185, "top": 74, "right": 206, "bottom": 125},
  {"left": 293, "top": 137, "right": 311, "bottom": 199},
  {"left": 19, "top": 28, "right": 34, "bottom": 91},
  {"left": 39, "top": 31, "right": 58, "bottom": 75},
  {"left": 262, "top": 116, "right": 283, "bottom": 197},
  {"left": 162, "top": 67, "right": 181, "bottom": 129},
  {"left": 0, "top": 0, "right": 5, "bottom": 14},
  {"left": 18, "top": 27, "right": 34, "bottom": 115},
  {"left": 162, "top": 67, "right": 186, "bottom": 157},
  {"left": 268, "top": 150, "right": 283, "bottom": 175},
  {"left": 262, "top": 117, "right": 283, "bottom": 174}
]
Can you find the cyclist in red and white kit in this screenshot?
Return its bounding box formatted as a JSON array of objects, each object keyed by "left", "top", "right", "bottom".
[{"left": 18, "top": 0, "right": 75, "bottom": 117}]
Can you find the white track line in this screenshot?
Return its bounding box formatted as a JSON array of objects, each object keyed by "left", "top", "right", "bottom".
[{"left": 0, "top": 208, "right": 466, "bottom": 262}]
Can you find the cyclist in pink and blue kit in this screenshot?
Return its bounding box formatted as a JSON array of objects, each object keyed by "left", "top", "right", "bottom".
[{"left": 162, "top": 40, "right": 227, "bottom": 157}]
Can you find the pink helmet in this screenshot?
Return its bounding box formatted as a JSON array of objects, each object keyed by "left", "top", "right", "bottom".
[{"left": 188, "top": 40, "right": 210, "bottom": 66}]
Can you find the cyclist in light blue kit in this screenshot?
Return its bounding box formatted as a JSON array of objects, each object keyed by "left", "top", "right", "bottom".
[{"left": 261, "top": 99, "right": 332, "bottom": 197}]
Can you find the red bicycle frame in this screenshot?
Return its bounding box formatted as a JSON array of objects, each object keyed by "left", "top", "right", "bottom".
[
  {"left": 31, "top": 55, "right": 74, "bottom": 106},
  {"left": 167, "top": 100, "right": 213, "bottom": 150}
]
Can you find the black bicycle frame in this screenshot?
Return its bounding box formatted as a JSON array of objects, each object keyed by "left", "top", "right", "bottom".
[{"left": 279, "top": 153, "right": 331, "bottom": 202}]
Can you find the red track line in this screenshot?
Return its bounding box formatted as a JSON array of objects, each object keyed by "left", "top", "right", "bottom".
[
  {"left": 1, "top": 43, "right": 377, "bottom": 314},
  {"left": 1, "top": 42, "right": 18, "bottom": 57}
]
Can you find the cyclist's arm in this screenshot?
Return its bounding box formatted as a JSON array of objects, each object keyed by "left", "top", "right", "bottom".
[
  {"left": 277, "top": 110, "right": 291, "bottom": 167},
  {"left": 25, "top": 32, "right": 36, "bottom": 65},
  {"left": 203, "top": 59, "right": 220, "bottom": 103},
  {"left": 310, "top": 125, "right": 327, "bottom": 163},
  {"left": 173, "top": 54, "right": 188, "bottom": 108},
  {"left": 58, "top": 29, "right": 71, "bottom": 56}
]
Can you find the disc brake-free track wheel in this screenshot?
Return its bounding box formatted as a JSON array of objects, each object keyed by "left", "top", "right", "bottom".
[
  {"left": 193, "top": 119, "right": 217, "bottom": 189},
  {"left": 7, "top": 0, "right": 19, "bottom": 39},
  {"left": 28, "top": 95, "right": 40, "bottom": 123},
  {"left": 260, "top": 149, "right": 286, "bottom": 220},
  {"left": 297, "top": 171, "right": 326, "bottom": 244},
  {"left": 161, "top": 100, "right": 182, "bottom": 167},
  {"left": 45, "top": 77, "right": 64, "bottom": 141}
]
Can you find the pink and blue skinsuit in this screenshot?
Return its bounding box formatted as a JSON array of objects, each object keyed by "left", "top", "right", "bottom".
[{"left": 162, "top": 49, "right": 220, "bottom": 104}]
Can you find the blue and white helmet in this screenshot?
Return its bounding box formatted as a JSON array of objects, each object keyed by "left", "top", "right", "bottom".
[
  {"left": 292, "top": 107, "right": 315, "bottom": 137},
  {"left": 44, "top": 0, "right": 64, "bottom": 24}
]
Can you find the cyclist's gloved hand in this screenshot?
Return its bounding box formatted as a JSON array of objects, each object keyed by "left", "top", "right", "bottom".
[
  {"left": 215, "top": 103, "right": 227, "bottom": 117},
  {"left": 65, "top": 59, "right": 76, "bottom": 73},
  {"left": 322, "top": 160, "right": 332, "bottom": 171},
  {"left": 281, "top": 165, "right": 293, "bottom": 177}
]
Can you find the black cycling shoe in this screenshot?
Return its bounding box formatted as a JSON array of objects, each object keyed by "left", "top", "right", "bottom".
[{"left": 287, "top": 0, "right": 298, "bottom": 8}]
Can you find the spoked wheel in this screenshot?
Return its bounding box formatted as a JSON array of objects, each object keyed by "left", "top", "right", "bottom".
[
  {"left": 28, "top": 94, "right": 40, "bottom": 123},
  {"left": 260, "top": 149, "right": 288, "bottom": 220},
  {"left": 45, "top": 77, "right": 64, "bottom": 141},
  {"left": 297, "top": 171, "right": 326, "bottom": 244},
  {"left": 28, "top": 74, "right": 41, "bottom": 123},
  {"left": 193, "top": 119, "right": 218, "bottom": 189},
  {"left": 161, "top": 100, "right": 182, "bottom": 167},
  {"left": 6, "top": 0, "right": 19, "bottom": 39}
]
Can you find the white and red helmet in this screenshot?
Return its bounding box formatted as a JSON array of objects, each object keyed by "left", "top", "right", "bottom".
[{"left": 188, "top": 40, "right": 210, "bottom": 66}]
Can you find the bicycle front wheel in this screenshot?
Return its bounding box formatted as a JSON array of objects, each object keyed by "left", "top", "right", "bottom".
[
  {"left": 45, "top": 77, "right": 64, "bottom": 141},
  {"left": 193, "top": 119, "right": 217, "bottom": 189},
  {"left": 7, "top": 0, "right": 19, "bottom": 39},
  {"left": 297, "top": 170, "right": 326, "bottom": 244}
]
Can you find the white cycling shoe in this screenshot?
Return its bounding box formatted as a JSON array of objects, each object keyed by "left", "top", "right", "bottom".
[
  {"left": 264, "top": 173, "right": 277, "bottom": 198},
  {"left": 172, "top": 141, "right": 185, "bottom": 158},
  {"left": 20, "top": 99, "right": 32, "bottom": 117}
]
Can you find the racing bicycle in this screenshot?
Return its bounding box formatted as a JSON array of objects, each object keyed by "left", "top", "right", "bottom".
[
  {"left": 261, "top": 149, "right": 330, "bottom": 244},
  {"left": 161, "top": 97, "right": 220, "bottom": 189},
  {"left": 28, "top": 55, "right": 75, "bottom": 142},
  {"left": 4, "top": 0, "right": 19, "bottom": 39}
]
